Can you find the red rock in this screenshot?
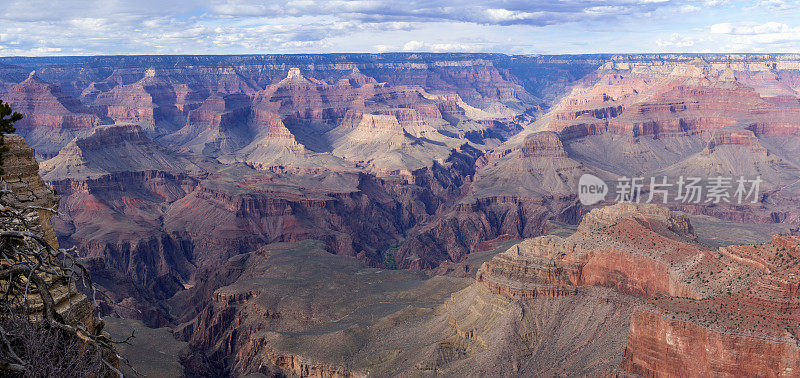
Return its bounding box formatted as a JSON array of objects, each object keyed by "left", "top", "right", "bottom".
[{"left": 2, "top": 72, "right": 104, "bottom": 156}]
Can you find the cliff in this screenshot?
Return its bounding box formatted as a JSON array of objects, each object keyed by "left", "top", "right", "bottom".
[
  {"left": 478, "top": 203, "right": 800, "bottom": 377},
  {"left": 477, "top": 203, "right": 702, "bottom": 299},
  {"left": 1, "top": 133, "right": 102, "bottom": 334}
]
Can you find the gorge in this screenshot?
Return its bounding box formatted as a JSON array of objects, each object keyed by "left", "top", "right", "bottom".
[{"left": 2, "top": 53, "right": 800, "bottom": 376}]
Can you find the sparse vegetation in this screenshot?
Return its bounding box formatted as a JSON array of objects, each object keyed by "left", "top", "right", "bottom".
[
  {"left": 0, "top": 175, "right": 129, "bottom": 376},
  {"left": 0, "top": 105, "right": 129, "bottom": 376},
  {"left": 0, "top": 100, "right": 22, "bottom": 176}
]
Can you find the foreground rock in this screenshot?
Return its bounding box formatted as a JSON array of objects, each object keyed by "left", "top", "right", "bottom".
[{"left": 1, "top": 134, "right": 101, "bottom": 331}]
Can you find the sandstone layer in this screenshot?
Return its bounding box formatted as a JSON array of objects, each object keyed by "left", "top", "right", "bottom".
[{"left": 479, "top": 203, "right": 800, "bottom": 377}]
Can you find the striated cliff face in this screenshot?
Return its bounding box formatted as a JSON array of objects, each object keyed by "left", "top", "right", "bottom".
[
  {"left": 478, "top": 203, "right": 800, "bottom": 377},
  {"left": 2, "top": 73, "right": 105, "bottom": 157},
  {"left": 393, "top": 130, "right": 589, "bottom": 269},
  {"left": 2, "top": 134, "right": 61, "bottom": 248},
  {"left": 623, "top": 310, "right": 800, "bottom": 377},
  {"left": 477, "top": 203, "right": 702, "bottom": 300},
  {"left": 623, "top": 233, "right": 800, "bottom": 377},
  {"left": 1, "top": 134, "right": 102, "bottom": 334},
  {"left": 41, "top": 120, "right": 488, "bottom": 324},
  {"left": 3, "top": 54, "right": 800, "bottom": 279},
  {"left": 4, "top": 53, "right": 800, "bottom": 375}
]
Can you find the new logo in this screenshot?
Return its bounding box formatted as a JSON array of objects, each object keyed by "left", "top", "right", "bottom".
[{"left": 578, "top": 174, "right": 608, "bottom": 206}]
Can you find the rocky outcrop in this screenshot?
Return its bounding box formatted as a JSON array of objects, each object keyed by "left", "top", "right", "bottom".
[
  {"left": 477, "top": 203, "right": 701, "bottom": 299},
  {"left": 2, "top": 134, "right": 61, "bottom": 247},
  {"left": 520, "top": 131, "right": 568, "bottom": 158},
  {"left": 1, "top": 134, "right": 102, "bottom": 333},
  {"left": 623, "top": 310, "right": 800, "bottom": 377},
  {"left": 2, "top": 73, "right": 106, "bottom": 157},
  {"left": 40, "top": 124, "right": 199, "bottom": 180},
  {"left": 703, "top": 129, "right": 767, "bottom": 154},
  {"left": 94, "top": 69, "right": 185, "bottom": 131},
  {"left": 477, "top": 202, "right": 800, "bottom": 377},
  {"left": 623, "top": 233, "right": 800, "bottom": 377}
]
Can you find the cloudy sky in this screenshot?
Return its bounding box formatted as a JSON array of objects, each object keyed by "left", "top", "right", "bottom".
[{"left": 0, "top": 0, "right": 799, "bottom": 56}]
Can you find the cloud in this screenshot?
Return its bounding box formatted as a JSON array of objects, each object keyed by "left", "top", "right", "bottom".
[
  {"left": 697, "top": 0, "right": 731, "bottom": 7},
  {"left": 706, "top": 21, "right": 800, "bottom": 50},
  {"left": 205, "top": 0, "right": 677, "bottom": 26},
  {"left": 402, "top": 40, "right": 474, "bottom": 52},
  {"left": 0, "top": 0, "right": 682, "bottom": 55},
  {"left": 0, "top": 0, "right": 799, "bottom": 55},
  {"left": 710, "top": 21, "right": 792, "bottom": 34},
  {"left": 679, "top": 4, "right": 701, "bottom": 12},
  {"left": 750, "top": 0, "right": 795, "bottom": 10},
  {"left": 656, "top": 33, "right": 696, "bottom": 47},
  {"left": 484, "top": 9, "right": 546, "bottom": 24}
]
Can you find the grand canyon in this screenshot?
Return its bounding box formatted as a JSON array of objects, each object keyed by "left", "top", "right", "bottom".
[{"left": 2, "top": 52, "right": 800, "bottom": 376}]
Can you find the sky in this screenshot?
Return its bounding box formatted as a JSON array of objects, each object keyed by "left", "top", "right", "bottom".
[{"left": 0, "top": 0, "right": 799, "bottom": 56}]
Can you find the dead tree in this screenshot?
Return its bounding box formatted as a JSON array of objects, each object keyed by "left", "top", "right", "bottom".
[{"left": 0, "top": 177, "right": 132, "bottom": 376}]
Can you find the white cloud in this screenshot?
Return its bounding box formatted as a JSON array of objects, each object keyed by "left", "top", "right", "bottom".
[
  {"left": 0, "top": 0, "right": 798, "bottom": 55},
  {"left": 710, "top": 21, "right": 792, "bottom": 34},
  {"left": 402, "top": 40, "right": 473, "bottom": 52},
  {"left": 751, "top": 0, "right": 794, "bottom": 10},
  {"left": 679, "top": 4, "right": 701, "bottom": 12},
  {"left": 29, "top": 47, "right": 62, "bottom": 54},
  {"left": 699, "top": 0, "right": 731, "bottom": 7},
  {"left": 484, "top": 8, "right": 544, "bottom": 23},
  {"left": 656, "top": 33, "right": 695, "bottom": 47},
  {"left": 705, "top": 21, "right": 800, "bottom": 50},
  {"left": 584, "top": 6, "right": 626, "bottom": 15},
  {"left": 69, "top": 18, "right": 112, "bottom": 32}
]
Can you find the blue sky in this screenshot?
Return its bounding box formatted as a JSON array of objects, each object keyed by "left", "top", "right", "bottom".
[{"left": 0, "top": 0, "right": 799, "bottom": 55}]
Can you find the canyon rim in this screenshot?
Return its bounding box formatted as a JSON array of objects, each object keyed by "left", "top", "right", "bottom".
[{"left": 3, "top": 0, "right": 800, "bottom": 377}]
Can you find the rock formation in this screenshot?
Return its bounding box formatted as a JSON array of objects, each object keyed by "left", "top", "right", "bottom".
[
  {"left": 2, "top": 53, "right": 800, "bottom": 375},
  {"left": 2, "top": 73, "right": 106, "bottom": 157},
  {"left": 479, "top": 203, "right": 800, "bottom": 376},
  {"left": 1, "top": 134, "right": 102, "bottom": 335}
]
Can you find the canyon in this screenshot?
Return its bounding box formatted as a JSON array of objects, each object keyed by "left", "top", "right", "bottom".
[{"left": 2, "top": 53, "right": 800, "bottom": 376}]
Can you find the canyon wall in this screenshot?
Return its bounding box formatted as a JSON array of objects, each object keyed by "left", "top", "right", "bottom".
[{"left": 2, "top": 53, "right": 800, "bottom": 375}]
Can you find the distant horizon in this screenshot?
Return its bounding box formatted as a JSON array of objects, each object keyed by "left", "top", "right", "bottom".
[
  {"left": 2, "top": 1, "right": 800, "bottom": 57},
  {"left": 3, "top": 51, "right": 800, "bottom": 59}
]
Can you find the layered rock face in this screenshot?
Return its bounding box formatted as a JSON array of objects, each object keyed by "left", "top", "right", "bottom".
[
  {"left": 4, "top": 54, "right": 799, "bottom": 275},
  {"left": 478, "top": 203, "right": 800, "bottom": 377},
  {"left": 477, "top": 203, "right": 703, "bottom": 299},
  {"left": 0, "top": 55, "right": 545, "bottom": 326},
  {"left": 1, "top": 134, "right": 102, "bottom": 334},
  {"left": 3, "top": 134, "right": 62, "bottom": 247},
  {"left": 174, "top": 239, "right": 638, "bottom": 377},
  {"left": 41, "top": 124, "right": 199, "bottom": 180},
  {"left": 504, "top": 57, "right": 800, "bottom": 227},
  {"left": 2, "top": 73, "right": 105, "bottom": 157},
  {"left": 413, "top": 55, "right": 800, "bottom": 271},
  {"left": 392, "top": 131, "right": 588, "bottom": 269},
  {"left": 3, "top": 53, "right": 800, "bottom": 375},
  {"left": 543, "top": 58, "right": 800, "bottom": 174},
  {"left": 624, "top": 233, "right": 800, "bottom": 376},
  {"left": 40, "top": 120, "right": 485, "bottom": 325}
]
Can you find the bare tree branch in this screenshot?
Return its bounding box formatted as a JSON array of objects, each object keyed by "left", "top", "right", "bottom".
[{"left": 0, "top": 176, "right": 134, "bottom": 377}]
